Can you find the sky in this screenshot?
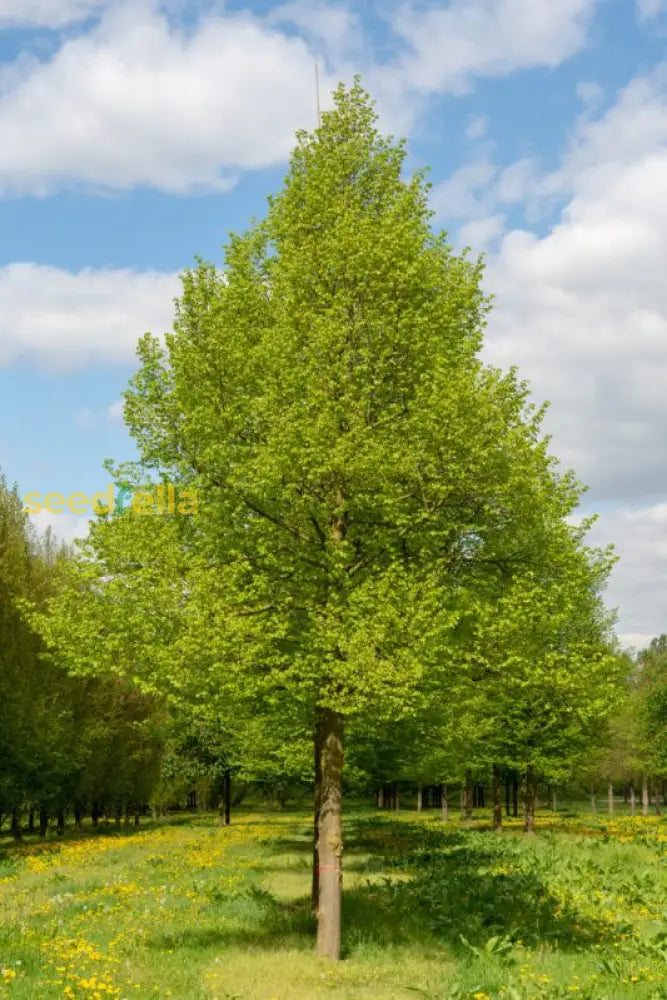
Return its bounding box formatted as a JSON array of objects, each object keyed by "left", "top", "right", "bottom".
[{"left": 0, "top": 0, "right": 666, "bottom": 649}]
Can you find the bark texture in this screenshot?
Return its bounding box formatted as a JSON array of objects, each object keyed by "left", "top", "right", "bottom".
[{"left": 316, "top": 708, "right": 344, "bottom": 961}]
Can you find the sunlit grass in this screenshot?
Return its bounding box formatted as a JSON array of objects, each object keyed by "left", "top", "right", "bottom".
[{"left": 0, "top": 806, "right": 665, "bottom": 999}]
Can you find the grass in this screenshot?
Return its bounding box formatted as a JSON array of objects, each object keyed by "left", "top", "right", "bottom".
[{"left": 0, "top": 807, "right": 666, "bottom": 1000}]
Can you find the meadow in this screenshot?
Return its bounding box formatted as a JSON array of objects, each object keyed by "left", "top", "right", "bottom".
[{"left": 0, "top": 807, "right": 666, "bottom": 1000}]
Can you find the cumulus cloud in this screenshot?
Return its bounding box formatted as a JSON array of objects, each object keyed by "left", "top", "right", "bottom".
[
  {"left": 31, "top": 507, "right": 91, "bottom": 544},
  {"left": 0, "top": 4, "right": 334, "bottom": 195},
  {"left": 441, "top": 65, "right": 667, "bottom": 636},
  {"left": 389, "top": 0, "right": 597, "bottom": 94},
  {"left": 481, "top": 66, "right": 667, "bottom": 511},
  {"left": 587, "top": 505, "right": 667, "bottom": 647},
  {"left": 0, "top": 0, "right": 104, "bottom": 27},
  {"left": 0, "top": 263, "right": 179, "bottom": 370}
]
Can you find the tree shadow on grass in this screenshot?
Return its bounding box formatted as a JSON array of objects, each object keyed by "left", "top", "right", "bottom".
[{"left": 147, "top": 817, "right": 615, "bottom": 960}]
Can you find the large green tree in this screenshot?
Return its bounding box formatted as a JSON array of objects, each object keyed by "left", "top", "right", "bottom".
[{"left": 40, "top": 82, "right": 612, "bottom": 958}]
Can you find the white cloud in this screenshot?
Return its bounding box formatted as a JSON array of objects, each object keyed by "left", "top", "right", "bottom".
[
  {"left": 0, "top": 263, "right": 179, "bottom": 370},
  {"left": 465, "top": 114, "right": 489, "bottom": 140},
  {"left": 107, "top": 399, "right": 125, "bottom": 422},
  {"left": 0, "top": 0, "right": 104, "bottom": 27},
  {"left": 431, "top": 160, "right": 497, "bottom": 221},
  {"left": 461, "top": 64, "right": 667, "bottom": 635},
  {"left": 587, "top": 505, "right": 667, "bottom": 643},
  {"left": 31, "top": 507, "right": 91, "bottom": 545},
  {"left": 636, "top": 0, "right": 666, "bottom": 22},
  {"left": 389, "top": 0, "right": 597, "bottom": 94},
  {"left": 458, "top": 214, "right": 505, "bottom": 250},
  {"left": 575, "top": 80, "right": 605, "bottom": 112},
  {"left": 0, "top": 4, "right": 334, "bottom": 195},
  {"left": 267, "top": 1, "right": 362, "bottom": 62}
]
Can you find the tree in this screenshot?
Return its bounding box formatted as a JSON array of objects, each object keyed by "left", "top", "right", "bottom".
[{"left": 39, "top": 82, "right": 612, "bottom": 959}]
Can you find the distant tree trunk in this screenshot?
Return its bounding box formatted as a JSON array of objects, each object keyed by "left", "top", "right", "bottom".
[
  {"left": 512, "top": 776, "right": 519, "bottom": 817},
  {"left": 312, "top": 717, "right": 323, "bottom": 913},
  {"left": 629, "top": 783, "right": 636, "bottom": 816},
  {"left": 91, "top": 802, "right": 100, "bottom": 828},
  {"left": 10, "top": 807, "right": 22, "bottom": 842},
  {"left": 114, "top": 807, "right": 122, "bottom": 829},
  {"left": 74, "top": 808, "right": 83, "bottom": 832},
  {"left": 441, "top": 783, "right": 449, "bottom": 823},
  {"left": 124, "top": 806, "right": 131, "bottom": 828},
  {"left": 523, "top": 767, "right": 536, "bottom": 835},
  {"left": 134, "top": 811, "right": 140, "bottom": 827},
  {"left": 590, "top": 787, "right": 597, "bottom": 815},
  {"left": 551, "top": 788, "right": 557, "bottom": 812},
  {"left": 39, "top": 809, "right": 49, "bottom": 837},
  {"left": 642, "top": 774, "right": 650, "bottom": 816},
  {"left": 56, "top": 810, "right": 65, "bottom": 836},
  {"left": 607, "top": 781, "right": 614, "bottom": 815},
  {"left": 393, "top": 783, "right": 399, "bottom": 812},
  {"left": 28, "top": 808, "right": 35, "bottom": 833},
  {"left": 417, "top": 785, "right": 423, "bottom": 813},
  {"left": 315, "top": 707, "right": 344, "bottom": 961},
  {"left": 223, "top": 770, "right": 231, "bottom": 826},
  {"left": 492, "top": 766, "right": 502, "bottom": 831},
  {"left": 652, "top": 781, "right": 661, "bottom": 816},
  {"left": 376, "top": 787, "right": 383, "bottom": 808},
  {"left": 463, "top": 770, "right": 473, "bottom": 822}
]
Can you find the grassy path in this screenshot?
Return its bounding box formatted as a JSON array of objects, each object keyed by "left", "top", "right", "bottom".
[{"left": 0, "top": 810, "right": 666, "bottom": 999}]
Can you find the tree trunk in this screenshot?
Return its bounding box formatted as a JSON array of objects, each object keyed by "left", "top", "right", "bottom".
[
  {"left": 523, "top": 767, "right": 536, "bottom": 835},
  {"left": 642, "top": 774, "right": 649, "bottom": 816},
  {"left": 417, "top": 785, "right": 422, "bottom": 813},
  {"left": 629, "top": 783, "right": 636, "bottom": 815},
  {"left": 607, "top": 781, "right": 614, "bottom": 815},
  {"left": 224, "top": 770, "right": 231, "bottom": 825},
  {"left": 492, "top": 766, "right": 502, "bottom": 831},
  {"left": 441, "top": 783, "right": 449, "bottom": 823},
  {"left": 376, "top": 787, "right": 383, "bottom": 808},
  {"left": 551, "top": 788, "right": 557, "bottom": 812},
  {"left": 312, "top": 717, "right": 322, "bottom": 913},
  {"left": 74, "top": 808, "right": 83, "bottom": 832},
  {"left": 590, "top": 787, "right": 597, "bottom": 815},
  {"left": 57, "top": 810, "right": 65, "bottom": 836},
  {"left": 10, "top": 807, "right": 22, "bottom": 842},
  {"left": 114, "top": 808, "right": 122, "bottom": 829},
  {"left": 28, "top": 808, "right": 35, "bottom": 833},
  {"left": 124, "top": 806, "right": 131, "bottom": 828},
  {"left": 653, "top": 781, "right": 661, "bottom": 816},
  {"left": 39, "top": 809, "right": 49, "bottom": 837},
  {"left": 512, "top": 777, "right": 519, "bottom": 817},
  {"left": 91, "top": 802, "right": 100, "bottom": 828},
  {"left": 463, "top": 770, "right": 473, "bottom": 822},
  {"left": 316, "top": 708, "right": 344, "bottom": 961}
]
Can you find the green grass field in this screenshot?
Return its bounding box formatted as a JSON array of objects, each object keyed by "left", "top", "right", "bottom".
[{"left": 1, "top": 808, "right": 666, "bottom": 1000}]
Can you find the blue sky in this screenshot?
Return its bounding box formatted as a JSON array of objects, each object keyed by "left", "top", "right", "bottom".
[{"left": 1, "top": 0, "right": 667, "bottom": 646}]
